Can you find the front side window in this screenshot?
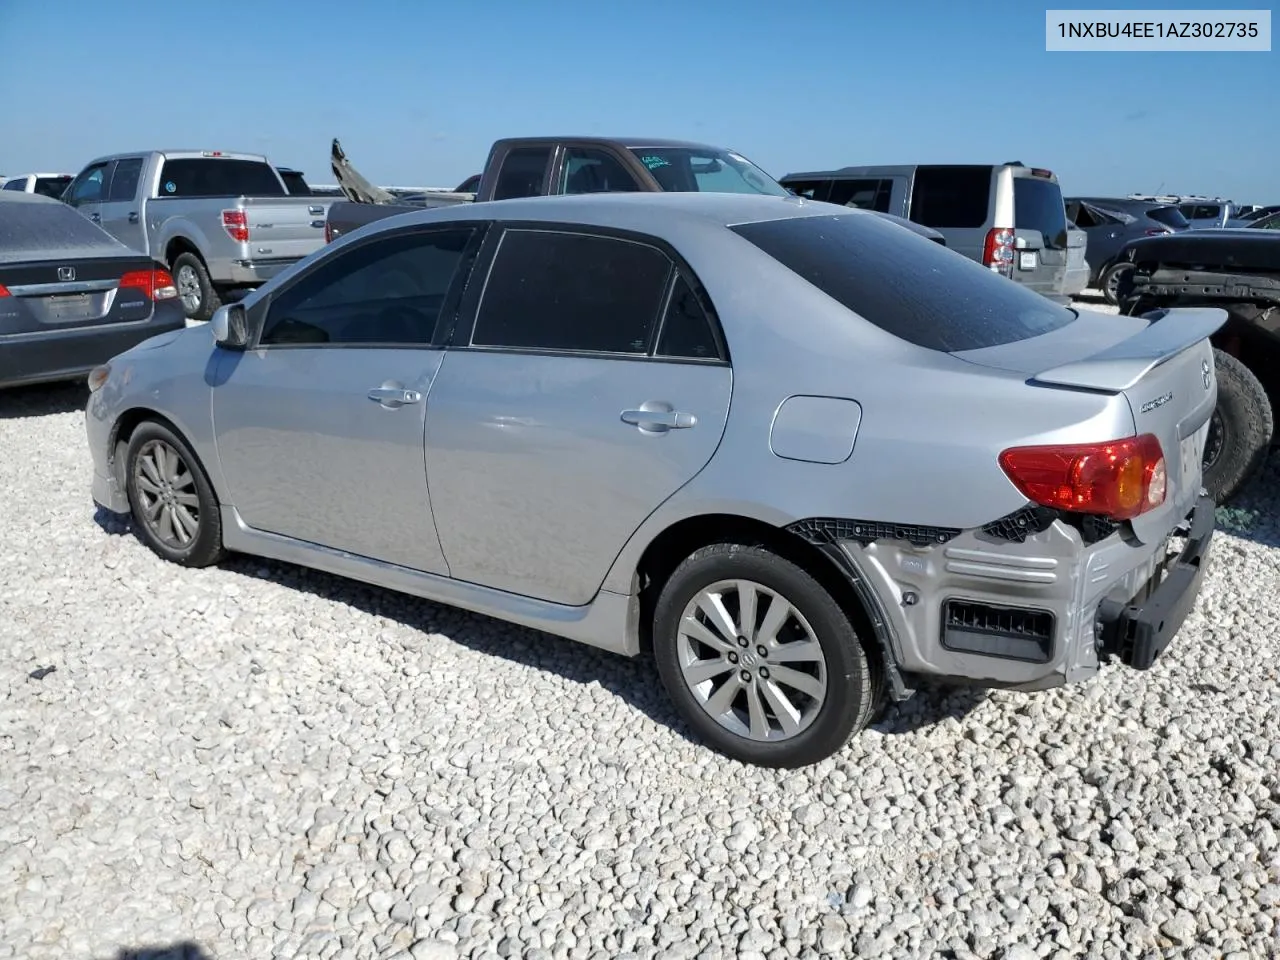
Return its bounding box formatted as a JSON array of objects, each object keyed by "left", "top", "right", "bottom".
[
  {"left": 259, "top": 228, "right": 476, "bottom": 346},
  {"left": 66, "top": 164, "right": 107, "bottom": 205},
  {"left": 558, "top": 148, "right": 641, "bottom": 194},
  {"left": 471, "top": 229, "right": 672, "bottom": 354},
  {"left": 781, "top": 180, "right": 831, "bottom": 201},
  {"left": 628, "top": 147, "right": 788, "bottom": 196}
]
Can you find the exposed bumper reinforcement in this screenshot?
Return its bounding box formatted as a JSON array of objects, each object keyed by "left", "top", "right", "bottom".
[{"left": 1097, "top": 494, "right": 1215, "bottom": 670}]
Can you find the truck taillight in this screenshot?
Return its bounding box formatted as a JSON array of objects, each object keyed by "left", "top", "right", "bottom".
[
  {"left": 120, "top": 269, "right": 178, "bottom": 301},
  {"left": 222, "top": 210, "right": 249, "bottom": 242},
  {"left": 324, "top": 220, "right": 334, "bottom": 243},
  {"left": 998, "top": 434, "right": 1167, "bottom": 522},
  {"left": 982, "top": 228, "right": 1015, "bottom": 277}
]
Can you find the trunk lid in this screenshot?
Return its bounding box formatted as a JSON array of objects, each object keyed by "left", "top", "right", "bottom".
[
  {"left": 954, "top": 306, "right": 1226, "bottom": 543},
  {"left": 0, "top": 255, "right": 159, "bottom": 334}
]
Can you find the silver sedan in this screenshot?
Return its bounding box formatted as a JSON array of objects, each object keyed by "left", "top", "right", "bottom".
[{"left": 85, "top": 191, "right": 1220, "bottom": 767}]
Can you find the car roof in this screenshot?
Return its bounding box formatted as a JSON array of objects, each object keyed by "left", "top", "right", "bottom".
[
  {"left": 367, "top": 191, "right": 862, "bottom": 235},
  {"left": 495, "top": 136, "right": 744, "bottom": 152}
]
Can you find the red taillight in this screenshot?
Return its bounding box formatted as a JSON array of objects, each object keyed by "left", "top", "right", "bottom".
[
  {"left": 324, "top": 220, "right": 334, "bottom": 244},
  {"left": 998, "top": 434, "right": 1167, "bottom": 522},
  {"left": 222, "top": 210, "right": 249, "bottom": 242},
  {"left": 120, "top": 269, "right": 179, "bottom": 301},
  {"left": 983, "top": 228, "right": 1015, "bottom": 277},
  {"left": 0, "top": 284, "right": 9, "bottom": 297}
]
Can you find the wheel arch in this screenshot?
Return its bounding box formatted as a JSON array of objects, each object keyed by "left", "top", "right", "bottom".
[
  {"left": 109, "top": 407, "right": 223, "bottom": 503},
  {"left": 628, "top": 512, "right": 891, "bottom": 698}
]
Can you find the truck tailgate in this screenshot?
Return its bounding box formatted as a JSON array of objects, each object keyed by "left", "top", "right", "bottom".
[{"left": 242, "top": 196, "right": 329, "bottom": 260}]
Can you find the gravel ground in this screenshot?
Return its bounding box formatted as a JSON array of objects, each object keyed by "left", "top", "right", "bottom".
[{"left": 3, "top": 293, "right": 1280, "bottom": 960}]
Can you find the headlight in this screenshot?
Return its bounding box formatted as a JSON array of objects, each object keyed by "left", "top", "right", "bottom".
[{"left": 87, "top": 364, "right": 111, "bottom": 393}]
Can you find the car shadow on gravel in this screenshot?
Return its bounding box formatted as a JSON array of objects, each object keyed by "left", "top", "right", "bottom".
[
  {"left": 0, "top": 380, "right": 89, "bottom": 418},
  {"left": 102, "top": 941, "right": 211, "bottom": 960}
]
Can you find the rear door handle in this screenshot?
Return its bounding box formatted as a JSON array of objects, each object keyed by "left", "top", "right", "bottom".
[
  {"left": 621, "top": 407, "right": 697, "bottom": 433},
  {"left": 128, "top": 212, "right": 139, "bottom": 223},
  {"left": 368, "top": 386, "right": 422, "bottom": 407},
  {"left": 89, "top": 213, "right": 101, "bottom": 223}
]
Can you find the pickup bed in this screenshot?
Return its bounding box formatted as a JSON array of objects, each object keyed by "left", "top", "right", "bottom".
[
  {"left": 1117, "top": 228, "right": 1280, "bottom": 502},
  {"left": 325, "top": 136, "right": 949, "bottom": 248},
  {"left": 63, "top": 150, "right": 333, "bottom": 320}
]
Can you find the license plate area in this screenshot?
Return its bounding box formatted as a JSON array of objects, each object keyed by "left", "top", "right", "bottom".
[
  {"left": 41, "top": 293, "right": 99, "bottom": 323},
  {"left": 1179, "top": 427, "right": 1205, "bottom": 484},
  {"left": 1018, "top": 251, "right": 1037, "bottom": 271}
]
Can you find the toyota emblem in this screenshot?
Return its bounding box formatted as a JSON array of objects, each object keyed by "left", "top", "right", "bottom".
[{"left": 1202, "top": 358, "right": 1211, "bottom": 390}]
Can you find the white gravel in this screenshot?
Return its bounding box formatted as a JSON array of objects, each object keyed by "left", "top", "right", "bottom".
[{"left": 3, "top": 297, "right": 1280, "bottom": 959}]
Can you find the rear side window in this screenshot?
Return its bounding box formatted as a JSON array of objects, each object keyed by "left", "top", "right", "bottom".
[
  {"left": 492, "top": 147, "right": 552, "bottom": 201},
  {"left": 471, "top": 229, "right": 672, "bottom": 354},
  {"left": 2, "top": 179, "right": 25, "bottom": 191},
  {"left": 656, "top": 275, "right": 722, "bottom": 360},
  {"left": 155, "top": 158, "right": 286, "bottom": 198},
  {"left": 106, "top": 160, "right": 143, "bottom": 202},
  {"left": 1012, "top": 176, "right": 1068, "bottom": 249},
  {"left": 827, "top": 178, "right": 892, "bottom": 212},
  {"left": 729, "top": 213, "right": 1076, "bottom": 353},
  {"left": 34, "top": 176, "right": 72, "bottom": 199},
  {"left": 909, "top": 166, "right": 992, "bottom": 228}
]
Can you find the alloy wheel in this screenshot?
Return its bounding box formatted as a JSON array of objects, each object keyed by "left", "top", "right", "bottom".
[
  {"left": 676, "top": 578, "right": 828, "bottom": 742},
  {"left": 176, "top": 265, "right": 201, "bottom": 314}
]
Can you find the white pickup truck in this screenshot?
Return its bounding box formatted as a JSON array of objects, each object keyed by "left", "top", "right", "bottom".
[{"left": 62, "top": 150, "right": 333, "bottom": 320}]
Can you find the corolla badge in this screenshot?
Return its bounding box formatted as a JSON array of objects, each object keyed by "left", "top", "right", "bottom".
[
  {"left": 1140, "top": 392, "right": 1173, "bottom": 414},
  {"left": 1202, "top": 358, "right": 1212, "bottom": 390}
]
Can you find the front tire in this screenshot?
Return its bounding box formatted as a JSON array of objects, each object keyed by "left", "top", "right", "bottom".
[
  {"left": 1100, "top": 260, "right": 1133, "bottom": 305},
  {"left": 125, "top": 421, "right": 226, "bottom": 567},
  {"left": 652, "top": 543, "right": 876, "bottom": 768},
  {"left": 1201, "top": 348, "right": 1272, "bottom": 504},
  {"left": 171, "top": 251, "right": 222, "bottom": 322}
]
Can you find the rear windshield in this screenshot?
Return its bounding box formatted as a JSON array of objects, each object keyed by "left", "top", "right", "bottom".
[
  {"left": 1146, "top": 205, "right": 1189, "bottom": 229},
  {"left": 34, "top": 176, "right": 72, "bottom": 199},
  {"left": 1012, "top": 176, "right": 1068, "bottom": 249},
  {"left": 729, "top": 213, "right": 1076, "bottom": 353},
  {"left": 628, "top": 147, "right": 789, "bottom": 196},
  {"left": 0, "top": 197, "right": 123, "bottom": 261},
  {"left": 155, "top": 158, "right": 286, "bottom": 198}
]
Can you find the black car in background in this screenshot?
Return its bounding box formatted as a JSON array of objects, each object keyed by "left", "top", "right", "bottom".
[
  {"left": 1065, "top": 197, "right": 1190, "bottom": 303},
  {"left": 0, "top": 192, "right": 187, "bottom": 390}
]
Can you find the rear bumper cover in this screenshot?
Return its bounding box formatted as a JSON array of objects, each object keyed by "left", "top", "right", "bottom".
[
  {"left": 224, "top": 257, "right": 304, "bottom": 286},
  {"left": 1096, "top": 494, "right": 1215, "bottom": 670}
]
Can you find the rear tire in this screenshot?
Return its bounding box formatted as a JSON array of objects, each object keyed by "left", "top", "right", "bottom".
[
  {"left": 652, "top": 542, "right": 875, "bottom": 768},
  {"left": 1202, "top": 348, "right": 1272, "bottom": 504},
  {"left": 171, "top": 251, "right": 222, "bottom": 322}
]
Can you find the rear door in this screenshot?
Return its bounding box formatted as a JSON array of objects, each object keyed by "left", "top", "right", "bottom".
[
  {"left": 1009, "top": 170, "right": 1069, "bottom": 297},
  {"left": 424, "top": 224, "right": 732, "bottom": 606},
  {"left": 98, "top": 157, "right": 148, "bottom": 254},
  {"left": 62, "top": 161, "right": 110, "bottom": 232}
]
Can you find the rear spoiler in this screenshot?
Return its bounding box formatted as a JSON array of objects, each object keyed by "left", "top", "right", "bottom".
[{"left": 1031, "top": 307, "right": 1227, "bottom": 392}]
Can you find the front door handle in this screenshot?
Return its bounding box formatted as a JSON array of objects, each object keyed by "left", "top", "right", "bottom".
[
  {"left": 368, "top": 386, "right": 422, "bottom": 407},
  {"left": 621, "top": 407, "right": 697, "bottom": 433},
  {"left": 128, "top": 212, "right": 139, "bottom": 223},
  {"left": 89, "top": 212, "right": 101, "bottom": 223}
]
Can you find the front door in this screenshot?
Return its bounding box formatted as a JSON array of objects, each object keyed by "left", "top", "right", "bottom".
[
  {"left": 98, "top": 157, "right": 148, "bottom": 254},
  {"left": 425, "top": 225, "right": 732, "bottom": 606},
  {"left": 211, "top": 223, "right": 483, "bottom": 575},
  {"left": 63, "top": 160, "right": 109, "bottom": 233}
]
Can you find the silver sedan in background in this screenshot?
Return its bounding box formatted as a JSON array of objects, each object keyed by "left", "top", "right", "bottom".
[{"left": 85, "top": 192, "right": 1220, "bottom": 767}]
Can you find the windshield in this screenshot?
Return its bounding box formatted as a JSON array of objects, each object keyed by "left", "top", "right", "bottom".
[
  {"left": 628, "top": 147, "right": 788, "bottom": 196},
  {"left": 1146, "top": 205, "right": 1190, "bottom": 230}
]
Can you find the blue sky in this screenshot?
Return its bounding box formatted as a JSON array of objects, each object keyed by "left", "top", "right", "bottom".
[{"left": 1, "top": 0, "right": 1275, "bottom": 199}]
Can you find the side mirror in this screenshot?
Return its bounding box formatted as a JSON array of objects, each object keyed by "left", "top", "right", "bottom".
[{"left": 211, "top": 303, "right": 250, "bottom": 350}]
